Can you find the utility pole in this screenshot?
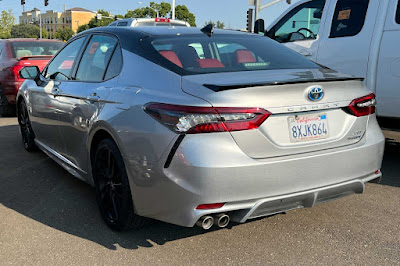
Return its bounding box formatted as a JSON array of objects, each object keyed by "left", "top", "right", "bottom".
[
  {"left": 172, "top": 0, "right": 175, "bottom": 19},
  {"left": 40, "top": 14, "right": 42, "bottom": 39},
  {"left": 253, "top": 0, "right": 290, "bottom": 21}
]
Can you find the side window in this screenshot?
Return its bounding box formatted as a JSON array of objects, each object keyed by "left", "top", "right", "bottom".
[
  {"left": 104, "top": 44, "right": 123, "bottom": 80},
  {"left": 330, "top": 0, "right": 370, "bottom": 38},
  {"left": 270, "top": 0, "right": 326, "bottom": 43},
  {"left": 45, "top": 37, "right": 86, "bottom": 81},
  {"left": 117, "top": 21, "right": 128, "bottom": 26},
  {"left": 0, "top": 42, "right": 3, "bottom": 55},
  {"left": 75, "top": 35, "right": 118, "bottom": 82},
  {"left": 396, "top": 0, "right": 400, "bottom": 24}
]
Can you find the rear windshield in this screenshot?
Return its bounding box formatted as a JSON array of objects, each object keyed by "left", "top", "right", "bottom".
[
  {"left": 10, "top": 41, "right": 63, "bottom": 58},
  {"left": 142, "top": 34, "right": 320, "bottom": 75}
]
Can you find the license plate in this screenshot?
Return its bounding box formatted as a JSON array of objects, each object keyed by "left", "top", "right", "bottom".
[{"left": 288, "top": 113, "right": 329, "bottom": 142}]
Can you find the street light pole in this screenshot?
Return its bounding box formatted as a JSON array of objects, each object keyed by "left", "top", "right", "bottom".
[
  {"left": 40, "top": 14, "right": 42, "bottom": 39},
  {"left": 172, "top": 0, "right": 175, "bottom": 19}
]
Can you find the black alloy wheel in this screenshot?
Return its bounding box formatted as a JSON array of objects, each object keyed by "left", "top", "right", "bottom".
[
  {"left": 93, "top": 138, "right": 149, "bottom": 231},
  {"left": 18, "top": 100, "right": 37, "bottom": 151}
]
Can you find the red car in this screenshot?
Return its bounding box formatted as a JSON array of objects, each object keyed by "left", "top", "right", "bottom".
[{"left": 0, "top": 38, "right": 64, "bottom": 116}]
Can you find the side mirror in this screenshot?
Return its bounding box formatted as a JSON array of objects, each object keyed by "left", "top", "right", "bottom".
[
  {"left": 19, "top": 66, "right": 40, "bottom": 80},
  {"left": 254, "top": 19, "right": 265, "bottom": 34},
  {"left": 19, "top": 66, "right": 43, "bottom": 86}
]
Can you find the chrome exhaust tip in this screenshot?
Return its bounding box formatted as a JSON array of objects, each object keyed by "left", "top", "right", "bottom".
[
  {"left": 196, "top": 215, "right": 214, "bottom": 230},
  {"left": 214, "top": 213, "right": 230, "bottom": 228}
]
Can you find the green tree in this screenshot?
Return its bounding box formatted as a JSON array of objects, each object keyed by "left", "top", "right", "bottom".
[
  {"left": 53, "top": 27, "right": 74, "bottom": 41},
  {"left": 88, "top": 9, "right": 115, "bottom": 28},
  {"left": 150, "top": 1, "right": 171, "bottom": 17},
  {"left": 125, "top": 2, "right": 196, "bottom": 26},
  {"left": 77, "top": 24, "right": 90, "bottom": 33},
  {"left": 10, "top": 24, "right": 48, "bottom": 39},
  {"left": 175, "top": 5, "right": 196, "bottom": 27},
  {"left": 204, "top": 20, "right": 225, "bottom": 29},
  {"left": 0, "top": 10, "right": 15, "bottom": 39}
]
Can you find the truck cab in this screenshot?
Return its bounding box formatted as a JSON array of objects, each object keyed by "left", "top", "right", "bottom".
[{"left": 266, "top": 0, "right": 400, "bottom": 119}]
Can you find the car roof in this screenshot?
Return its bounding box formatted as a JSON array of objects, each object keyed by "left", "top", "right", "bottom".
[
  {"left": 6, "top": 38, "right": 64, "bottom": 43},
  {"left": 83, "top": 26, "right": 255, "bottom": 37}
]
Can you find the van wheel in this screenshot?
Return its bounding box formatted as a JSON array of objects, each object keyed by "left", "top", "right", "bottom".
[
  {"left": 93, "top": 138, "right": 149, "bottom": 231},
  {"left": 0, "top": 88, "right": 16, "bottom": 117},
  {"left": 17, "top": 100, "right": 37, "bottom": 151}
]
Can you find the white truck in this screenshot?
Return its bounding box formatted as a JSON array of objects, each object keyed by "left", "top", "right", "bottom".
[{"left": 264, "top": 0, "right": 400, "bottom": 120}]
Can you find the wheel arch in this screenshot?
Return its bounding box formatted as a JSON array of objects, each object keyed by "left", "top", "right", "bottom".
[{"left": 87, "top": 121, "right": 127, "bottom": 185}]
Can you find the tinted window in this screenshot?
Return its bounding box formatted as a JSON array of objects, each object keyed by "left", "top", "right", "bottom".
[
  {"left": 396, "top": 0, "right": 400, "bottom": 24},
  {"left": 270, "top": 0, "right": 326, "bottom": 43},
  {"left": 45, "top": 37, "right": 86, "bottom": 81},
  {"left": 117, "top": 21, "right": 128, "bottom": 26},
  {"left": 9, "top": 41, "right": 63, "bottom": 58},
  {"left": 104, "top": 44, "right": 122, "bottom": 80},
  {"left": 330, "top": 0, "right": 370, "bottom": 38},
  {"left": 75, "top": 35, "right": 118, "bottom": 82},
  {"left": 144, "top": 35, "right": 320, "bottom": 75}
]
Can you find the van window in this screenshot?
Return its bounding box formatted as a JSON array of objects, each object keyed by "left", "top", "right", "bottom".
[
  {"left": 396, "top": 0, "right": 400, "bottom": 24},
  {"left": 330, "top": 0, "right": 370, "bottom": 38},
  {"left": 268, "top": 0, "right": 326, "bottom": 43}
]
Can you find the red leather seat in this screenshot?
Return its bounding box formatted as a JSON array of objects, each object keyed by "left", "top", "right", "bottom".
[
  {"left": 159, "top": 50, "right": 183, "bottom": 68},
  {"left": 197, "top": 59, "right": 225, "bottom": 68},
  {"left": 236, "top": 50, "right": 256, "bottom": 64}
]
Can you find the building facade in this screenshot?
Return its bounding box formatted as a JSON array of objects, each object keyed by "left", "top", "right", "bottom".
[{"left": 19, "top": 7, "right": 96, "bottom": 39}]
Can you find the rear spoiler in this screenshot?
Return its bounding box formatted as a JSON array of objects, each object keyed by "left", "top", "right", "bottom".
[
  {"left": 204, "top": 77, "right": 365, "bottom": 92},
  {"left": 18, "top": 55, "right": 53, "bottom": 61}
]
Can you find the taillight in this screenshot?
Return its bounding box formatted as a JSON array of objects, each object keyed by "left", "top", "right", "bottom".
[
  {"left": 155, "top": 18, "right": 170, "bottom": 23},
  {"left": 144, "top": 103, "right": 270, "bottom": 134},
  {"left": 347, "top": 93, "right": 376, "bottom": 117},
  {"left": 196, "top": 203, "right": 225, "bottom": 210},
  {"left": 10, "top": 65, "right": 24, "bottom": 80}
]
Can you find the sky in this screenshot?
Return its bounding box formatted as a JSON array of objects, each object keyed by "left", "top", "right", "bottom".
[{"left": 0, "top": 0, "right": 300, "bottom": 29}]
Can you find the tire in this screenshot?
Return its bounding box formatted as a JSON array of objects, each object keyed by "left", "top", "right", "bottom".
[
  {"left": 17, "top": 100, "right": 37, "bottom": 152},
  {"left": 0, "top": 88, "right": 16, "bottom": 117},
  {"left": 93, "top": 138, "right": 149, "bottom": 231}
]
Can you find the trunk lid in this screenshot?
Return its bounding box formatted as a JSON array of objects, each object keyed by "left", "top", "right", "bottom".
[{"left": 181, "top": 68, "right": 371, "bottom": 159}]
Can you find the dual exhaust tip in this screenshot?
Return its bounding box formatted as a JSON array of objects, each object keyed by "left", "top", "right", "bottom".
[{"left": 196, "top": 213, "right": 230, "bottom": 230}]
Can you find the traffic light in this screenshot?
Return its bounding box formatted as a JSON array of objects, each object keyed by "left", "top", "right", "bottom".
[
  {"left": 247, "top": 8, "right": 254, "bottom": 33},
  {"left": 45, "top": 0, "right": 49, "bottom": 6},
  {"left": 21, "top": 0, "right": 25, "bottom": 5}
]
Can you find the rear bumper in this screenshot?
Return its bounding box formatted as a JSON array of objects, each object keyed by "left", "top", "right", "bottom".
[{"left": 124, "top": 116, "right": 385, "bottom": 227}]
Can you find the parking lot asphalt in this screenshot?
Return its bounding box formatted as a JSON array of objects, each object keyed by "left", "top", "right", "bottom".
[{"left": 0, "top": 117, "right": 399, "bottom": 266}]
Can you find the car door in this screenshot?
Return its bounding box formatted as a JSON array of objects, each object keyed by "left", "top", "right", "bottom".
[
  {"left": 374, "top": 0, "right": 400, "bottom": 118},
  {"left": 28, "top": 36, "right": 87, "bottom": 153},
  {"left": 266, "top": 0, "right": 328, "bottom": 60},
  {"left": 56, "top": 34, "right": 122, "bottom": 172},
  {"left": 315, "top": 0, "right": 379, "bottom": 78}
]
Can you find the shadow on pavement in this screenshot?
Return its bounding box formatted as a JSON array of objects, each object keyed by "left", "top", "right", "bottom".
[
  {"left": 0, "top": 124, "right": 219, "bottom": 250},
  {"left": 0, "top": 122, "right": 398, "bottom": 250}
]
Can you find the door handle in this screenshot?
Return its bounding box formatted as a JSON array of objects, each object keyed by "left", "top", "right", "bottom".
[
  {"left": 300, "top": 50, "right": 313, "bottom": 57},
  {"left": 86, "top": 92, "right": 100, "bottom": 101}
]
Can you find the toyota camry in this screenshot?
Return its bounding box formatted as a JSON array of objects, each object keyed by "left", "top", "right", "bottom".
[{"left": 16, "top": 26, "right": 385, "bottom": 231}]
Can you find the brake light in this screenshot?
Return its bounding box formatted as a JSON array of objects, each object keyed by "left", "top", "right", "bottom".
[
  {"left": 10, "top": 65, "right": 24, "bottom": 80},
  {"left": 347, "top": 93, "right": 376, "bottom": 117},
  {"left": 144, "top": 103, "right": 270, "bottom": 134},
  {"left": 196, "top": 203, "right": 225, "bottom": 210},
  {"left": 155, "top": 18, "right": 170, "bottom": 23}
]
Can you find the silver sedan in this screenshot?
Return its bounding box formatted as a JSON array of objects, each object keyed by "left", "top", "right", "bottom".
[{"left": 16, "top": 26, "right": 385, "bottom": 231}]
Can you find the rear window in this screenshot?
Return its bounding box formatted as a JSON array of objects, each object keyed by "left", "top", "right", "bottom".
[
  {"left": 142, "top": 34, "right": 320, "bottom": 75},
  {"left": 9, "top": 41, "right": 63, "bottom": 58}
]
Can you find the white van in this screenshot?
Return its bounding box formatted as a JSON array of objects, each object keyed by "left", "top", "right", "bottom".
[
  {"left": 265, "top": 0, "right": 400, "bottom": 119},
  {"left": 109, "top": 18, "right": 190, "bottom": 27}
]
